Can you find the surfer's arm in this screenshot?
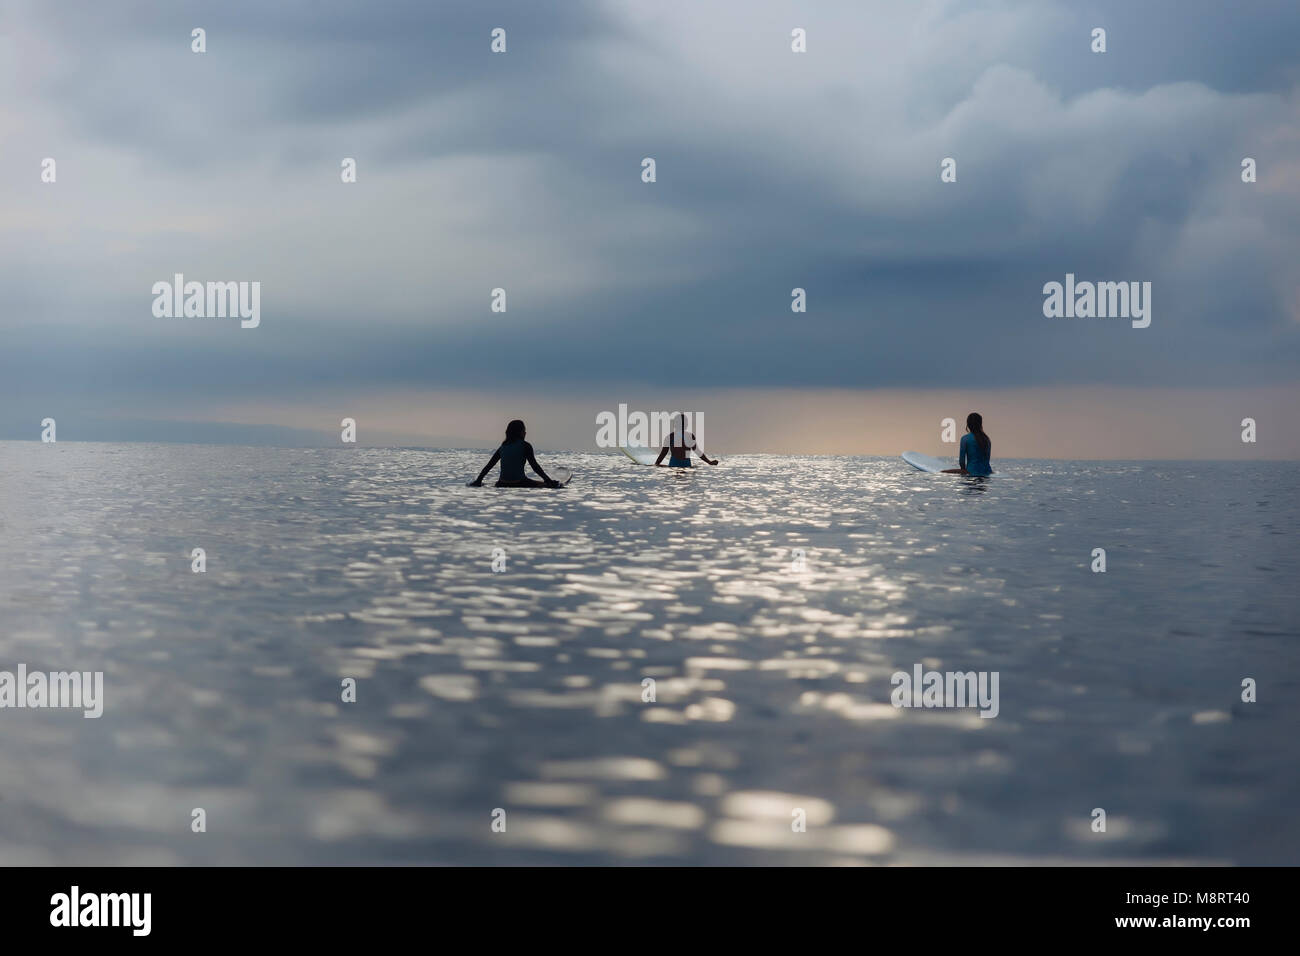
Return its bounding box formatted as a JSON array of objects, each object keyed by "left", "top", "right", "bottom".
[
  {"left": 688, "top": 438, "right": 718, "bottom": 465},
  {"left": 471, "top": 450, "right": 501, "bottom": 486},
  {"left": 524, "top": 443, "right": 554, "bottom": 484},
  {"left": 653, "top": 447, "right": 669, "bottom": 466},
  {"left": 958, "top": 438, "right": 968, "bottom": 473}
]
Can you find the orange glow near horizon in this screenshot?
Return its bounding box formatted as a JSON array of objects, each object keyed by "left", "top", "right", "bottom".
[{"left": 174, "top": 385, "right": 1300, "bottom": 459}]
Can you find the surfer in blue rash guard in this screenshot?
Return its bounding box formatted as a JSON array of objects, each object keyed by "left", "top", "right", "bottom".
[
  {"left": 654, "top": 413, "right": 719, "bottom": 468},
  {"left": 470, "top": 420, "right": 562, "bottom": 487},
  {"left": 942, "top": 412, "right": 993, "bottom": 476}
]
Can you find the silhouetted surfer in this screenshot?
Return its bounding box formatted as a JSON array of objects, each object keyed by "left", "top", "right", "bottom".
[
  {"left": 654, "top": 414, "right": 718, "bottom": 468},
  {"left": 470, "top": 420, "right": 562, "bottom": 487}
]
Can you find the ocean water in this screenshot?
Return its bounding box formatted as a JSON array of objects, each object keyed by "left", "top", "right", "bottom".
[{"left": 0, "top": 442, "right": 1296, "bottom": 865}]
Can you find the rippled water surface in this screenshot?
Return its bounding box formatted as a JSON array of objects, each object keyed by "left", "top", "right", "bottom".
[{"left": 1, "top": 443, "right": 1296, "bottom": 864}]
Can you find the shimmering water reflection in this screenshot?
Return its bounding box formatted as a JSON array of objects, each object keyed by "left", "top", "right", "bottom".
[{"left": 0, "top": 444, "right": 1295, "bottom": 864}]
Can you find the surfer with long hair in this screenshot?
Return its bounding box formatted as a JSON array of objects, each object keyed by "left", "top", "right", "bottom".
[
  {"left": 943, "top": 413, "right": 992, "bottom": 476},
  {"left": 470, "top": 420, "right": 562, "bottom": 487}
]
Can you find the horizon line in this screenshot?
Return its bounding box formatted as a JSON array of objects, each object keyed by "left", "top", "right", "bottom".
[{"left": 2, "top": 438, "right": 1293, "bottom": 463}]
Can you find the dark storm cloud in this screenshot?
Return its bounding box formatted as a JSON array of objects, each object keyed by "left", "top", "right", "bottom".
[
  {"left": 1036, "top": 0, "right": 1300, "bottom": 97},
  {"left": 13, "top": 0, "right": 611, "bottom": 168},
  {"left": 2, "top": 0, "right": 1297, "bottom": 420}
]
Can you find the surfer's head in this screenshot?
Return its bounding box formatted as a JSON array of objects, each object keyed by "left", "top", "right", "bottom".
[{"left": 505, "top": 419, "right": 526, "bottom": 442}]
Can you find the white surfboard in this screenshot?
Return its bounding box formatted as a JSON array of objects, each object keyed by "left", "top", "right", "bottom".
[
  {"left": 901, "top": 451, "right": 950, "bottom": 473},
  {"left": 901, "top": 451, "right": 994, "bottom": 475},
  {"left": 619, "top": 445, "right": 661, "bottom": 466}
]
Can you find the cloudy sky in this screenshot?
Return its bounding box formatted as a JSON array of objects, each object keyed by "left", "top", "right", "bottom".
[{"left": 2, "top": 0, "right": 1297, "bottom": 456}]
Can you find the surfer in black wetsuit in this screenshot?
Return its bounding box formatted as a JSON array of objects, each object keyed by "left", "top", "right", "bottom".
[
  {"left": 470, "top": 420, "right": 561, "bottom": 487},
  {"left": 653, "top": 413, "right": 718, "bottom": 468}
]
